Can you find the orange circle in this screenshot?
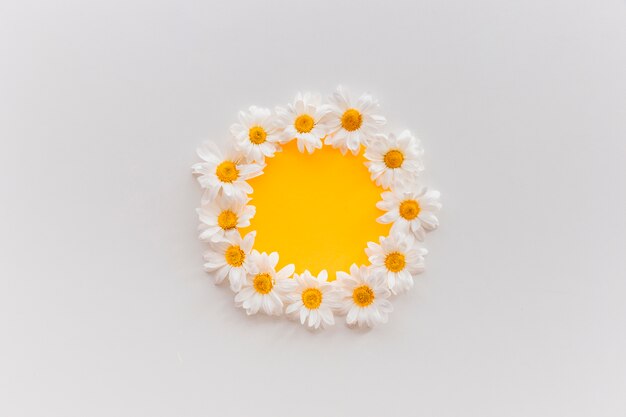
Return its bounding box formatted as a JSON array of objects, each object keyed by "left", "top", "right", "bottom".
[{"left": 241, "top": 141, "right": 390, "bottom": 280}]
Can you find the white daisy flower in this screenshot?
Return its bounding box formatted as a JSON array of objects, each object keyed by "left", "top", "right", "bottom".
[
  {"left": 325, "top": 86, "right": 386, "bottom": 155},
  {"left": 336, "top": 264, "right": 393, "bottom": 328},
  {"left": 203, "top": 231, "right": 256, "bottom": 292},
  {"left": 197, "top": 194, "right": 256, "bottom": 243},
  {"left": 365, "top": 234, "right": 427, "bottom": 294},
  {"left": 376, "top": 187, "right": 441, "bottom": 241},
  {"left": 230, "top": 106, "right": 281, "bottom": 163},
  {"left": 275, "top": 92, "right": 332, "bottom": 154},
  {"left": 364, "top": 130, "right": 424, "bottom": 189},
  {"left": 235, "top": 250, "right": 295, "bottom": 316},
  {"left": 192, "top": 141, "right": 264, "bottom": 203},
  {"left": 283, "top": 270, "right": 340, "bottom": 329}
]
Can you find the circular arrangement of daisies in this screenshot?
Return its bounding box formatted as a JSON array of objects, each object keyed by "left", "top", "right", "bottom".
[{"left": 192, "top": 86, "right": 441, "bottom": 329}]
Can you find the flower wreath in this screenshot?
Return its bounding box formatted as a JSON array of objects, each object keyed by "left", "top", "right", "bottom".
[{"left": 192, "top": 87, "right": 441, "bottom": 329}]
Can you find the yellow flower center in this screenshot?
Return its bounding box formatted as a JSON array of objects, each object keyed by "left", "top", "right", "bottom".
[
  {"left": 253, "top": 273, "right": 273, "bottom": 294},
  {"left": 215, "top": 161, "right": 239, "bottom": 183},
  {"left": 385, "top": 252, "right": 406, "bottom": 272},
  {"left": 248, "top": 126, "right": 267, "bottom": 144},
  {"left": 383, "top": 150, "right": 404, "bottom": 168},
  {"left": 301, "top": 287, "right": 323, "bottom": 309},
  {"left": 294, "top": 114, "right": 315, "bottom": 133},
  {"left": 217, "top": 210, "right": 238, "bottom": 230},
  {"left": 224, "top": 245, "right": 245, "bottom": 267},
  {"left": 341, "top": 108, "right": 363, "bottom": 131},
  {"left": 353, "top": 285, "right": 375, "bottom": 307},
  {"left": 399, "top": 200, "right": 420, "bottom": 220}
]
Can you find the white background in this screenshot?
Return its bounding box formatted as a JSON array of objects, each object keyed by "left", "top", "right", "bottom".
[{"left": 1, "top": 0, "right": 625, "bottom": 416}]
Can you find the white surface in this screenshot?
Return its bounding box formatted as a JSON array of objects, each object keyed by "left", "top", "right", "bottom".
[{"left": 1, "top": 0, "right": 626, "bottom": 416}]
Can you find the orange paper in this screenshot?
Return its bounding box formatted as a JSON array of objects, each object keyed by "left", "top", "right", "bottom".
[{"left": 242, "top": 141, "right": 391, "bottom": 280}]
